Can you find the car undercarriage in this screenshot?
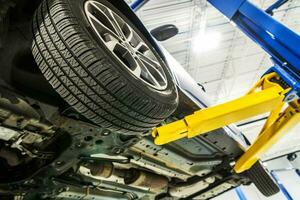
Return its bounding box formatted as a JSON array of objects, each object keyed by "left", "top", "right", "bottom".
[
  {"left": 0, "top": 0, "right": 278, "bottom": 199},
  {"left": 0, "top": 79, "right": 251, "bottom": 199}
]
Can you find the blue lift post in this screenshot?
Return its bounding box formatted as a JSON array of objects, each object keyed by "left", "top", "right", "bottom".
[
  {"left": 130, "top": 0, "right": 150, "bottom": 11},
  {"left": 296, "top": 169, "right": 300, "bottom": 177},
  {"left": 235, "top": 187, "right": 248, "bottom": 200},
  {"left": 209, "top": 0, "right": 300, "bottom": 102}
]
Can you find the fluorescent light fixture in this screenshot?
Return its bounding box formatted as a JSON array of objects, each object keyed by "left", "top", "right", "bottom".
[{"left": 193, "top": 31, "right": 221, "bottom": 53}]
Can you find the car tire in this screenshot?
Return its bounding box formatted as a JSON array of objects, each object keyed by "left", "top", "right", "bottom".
[
  {"left": 31, "top": 0, "right": 178, "bottom": 135},
  {"left": 247, "top": 161, "right": 280, "bottom": 197}
]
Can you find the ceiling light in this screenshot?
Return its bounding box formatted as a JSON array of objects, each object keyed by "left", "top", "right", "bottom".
[{"left": 193, "top": 31, "right": 221, "bottom": 53}]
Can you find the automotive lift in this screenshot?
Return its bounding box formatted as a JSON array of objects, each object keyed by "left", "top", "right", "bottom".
[{"left": 133, "top": 0, "right": 300, "bottom": 174}]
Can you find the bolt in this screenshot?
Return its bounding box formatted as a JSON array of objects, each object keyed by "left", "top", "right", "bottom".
[
  {"left": 56, "top": 161, "right": 64, "bottom": 166},
  {"left": 112, "top": 147, "right": 124, "bottom": 155},
  {"left": 131, "top": 139, "right": 138, "bottom": 144},
  {"left": 58, "top": 187, "right": 68, "bottom": 193},
  {"left": 24, "top": 179, "right": 34, "bottom": 185},
  {"left": 76, "top": 143, "right": 83, "bottom": 148},
  {"left": 16, "top": 119, "right": 23, "bottom": 127},
  {"left": 102, "top": 130, "right": 111, "bottom": 136},
  {"left": 287, "top": 94, "right": 295, "bottom": 101}
]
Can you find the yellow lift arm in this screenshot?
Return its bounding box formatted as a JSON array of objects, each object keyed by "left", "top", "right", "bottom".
[{"left": 152, "top": 73, "right": 300, "bottom": 173}]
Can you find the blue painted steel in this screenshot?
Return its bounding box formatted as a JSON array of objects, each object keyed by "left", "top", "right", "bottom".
[
  {"left": 208, "top": 0, "right": 246, "bottom": 19},
  {"left": 207, "top": 0, "right": 300, "bottom": 101},
  {"left": 266, "top": 0, "right": 289, "bottom": 15},
  {"left": 266, "top": 65, "right": 300, "bottom": 101},
  {"left": 271, "top": 171, "right": 293, "bottom": 200},
  {"left": 296, "top": 169, "right": 300, "bottom": 177},
  {"left": 130, "top": 0, "right": 149, "bottom": 11},
  {"left": 235, "top": 187, "right": 248, "bottom": 200}
]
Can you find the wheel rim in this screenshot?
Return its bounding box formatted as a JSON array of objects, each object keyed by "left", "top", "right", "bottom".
[{"left": 84, "top": 1, "right": 168, "bottom": 90}]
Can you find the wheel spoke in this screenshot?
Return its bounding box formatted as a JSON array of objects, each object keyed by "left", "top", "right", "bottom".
[
  {"left": 122, "top": 23, "right": 135, "bottom": 42},
  {"left": 105, "top": 9, "right": 127, "bottom": 39},
  {"left": 87, "top": 2, "right": 120, "bottom": 38},
  {"left": 103, "top": 34, "right": 119, "bottom": 51},
  {"left": 132, "top": 59, "right": 142, "bottom": 77},
  {"left": 136, "top": 57, "right": 161, "bottom": 88},
  {"left": 135, "top": 41, "right": 149, "bottom": 53},
  {"left": 114, "top": 43, "right": 131, "bottom": 59},
  {"left": 137, "top": 51, "right": 161, "bottom": 71},
  {"left": 137, "top": 52, "right": 167, "bottom": 87},
  {"left": 114, "top": 44, "right": 142, "bottom": 77},
  {"left": 134, "top": 42, "right": 157, "bottom": 63},
  {"left": 113, "top": 43, "right": 142, "bottom": 75}
]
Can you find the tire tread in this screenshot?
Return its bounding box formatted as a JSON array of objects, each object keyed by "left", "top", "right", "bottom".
[{"left": 32, "top": 0, "right": 177, "bottom": 134}]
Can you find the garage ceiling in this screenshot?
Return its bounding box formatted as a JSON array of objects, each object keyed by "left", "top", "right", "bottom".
[{"left": 126, "top": 0, "right": 300, "bottom": 160}]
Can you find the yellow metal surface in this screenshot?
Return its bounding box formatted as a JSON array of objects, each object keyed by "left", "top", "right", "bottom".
[
  {"left": 261, "top": 100, "right": 285, "bottom": 133},
  {"left": 234, "top": 101, "right": 300, "bottom": 173},
  {"left": 153, "top": 73, "right": 288, "bottom": 145},
  {"left": 152, "top": 120, "right": 188, "bottom": 143}
]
